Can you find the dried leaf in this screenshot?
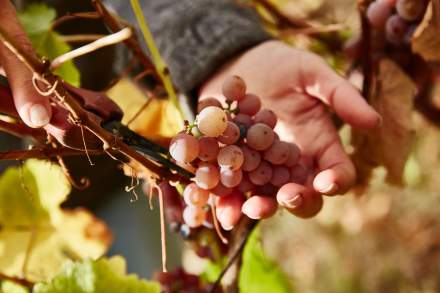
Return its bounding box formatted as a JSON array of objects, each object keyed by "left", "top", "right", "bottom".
[
  {"left": 411, "top": 0, "right": 440, "bottom": 61},
  {"left": 351, "top": 59, "right": 417, "bottom": 186}
]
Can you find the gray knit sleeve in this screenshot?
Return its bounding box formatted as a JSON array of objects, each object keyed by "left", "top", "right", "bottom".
[{"left": 107, "top": 0, "right": 270, "bottom": 93}]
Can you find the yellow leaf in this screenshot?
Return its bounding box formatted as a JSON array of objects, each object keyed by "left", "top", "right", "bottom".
[{"left": 412, "top": 0, "right": 440, "bottom": 61}]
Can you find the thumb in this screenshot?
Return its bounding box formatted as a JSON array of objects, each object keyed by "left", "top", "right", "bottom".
[{"left": 0, "top": 0, "right": 51, "bottom": 128}]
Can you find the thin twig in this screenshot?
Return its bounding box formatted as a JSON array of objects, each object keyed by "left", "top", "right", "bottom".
[
  {"left": 0, "top": 148, "right": 103, "bottom": 161},
  {"left": 156, "top": 184, "right": 168, "bottom": 272},
  {"left": 0, "top": 119, "right": 46, "bottom": 142},
  {"left": 50, "top": 28, "right": 132, "bottom": 70},
  {"left": 254, "top": 0, "right": 311, "bottom": 29},
  {"left": 0, "top": 272, "right": 34, "bottom": 288},
  {"left": 126, "top": 96, "right": 153, "bottom": 127},
  {"left": 51, "top": 12, "right": 100, "bottom": 29}
]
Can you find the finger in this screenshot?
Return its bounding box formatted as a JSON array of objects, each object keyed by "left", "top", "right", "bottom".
[
  {"left": 0, "top": 0, "right": 51, "bottom": 127},
  {"left": 277, "top": 183, "right": 323, "bottom": 218},
  {"left": 242, "top": 195, "right": 278, "bottom": 219},
  {"left": 300, "top": 53, "right": 381, "bottom": 129},
  {"left": 313, "top": 140, "right": 356, "bottom": 196},
  {"left": 215, "top": 192, "right": 244, "bottom": 230}
]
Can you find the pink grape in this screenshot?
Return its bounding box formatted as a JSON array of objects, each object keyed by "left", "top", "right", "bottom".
[
  {"left": 270, "top": 166, "right": 291, "bottom": 187},
  {"left": 367, "top": 0, "right": 393, "bottom": 28},
  {"left": 198, "top": 137, "right": 219, "bottom": 161},
  {"left": 183, "top": 183, "right": 210, "bottom": 207},
  {"left": 263, "top": 140, "right": 290, "bottom": 165},
  {"left": 183, "top": 206, "right": 206, "bottom": 228},
  {"left": 195, "top": 162, "right": 220, "bottom": 190},
  {"left": 254, "top": 109, "right": 277, "bottom": 129},
  {"left": 238, "top": 94, "right": 261, "bottom": 116},
  {"left": 396, "top": 0, "right": 426, "bottom": 21},
  {"left": 210, "top": 183, "right": 233, "bottom": 197},
  {"left": 218, "top": 121, "right": 240, "bottom": 145},
  {"left": 284, "top": 143, "right": 301, "bottom": 167},
  {"left": 248, "top": 161, "right": 273, "bottom": 186},
  {"left": 217, "top": 145, "right": 244, "bottom": 171},
  {"left": 197, "top": 97, "right": 222, "bottom": 113},
  {"left": 385, "top": 14, "right": 408, "bottom": 45},
  {"left": 233, "top": 114, "right": 253, "bottom": 128},
  {"left": 169, "top": 133, "right": 199, "bottom": 163},
  {"left": 246, "top": 123, "right": 275, "bottom": 151},
  {"left": 222, "top": 75, "right": 246, "bottom": 101},
  {"left": 197, "top": 106, "right": 228, "bottom": 137},
  {"left": 215, "top": 191, "right": 245, "bottom": 230},
  {"left": 220, "top": 168, "right": 243, "bottom": 188},
  {"left": 290, "top": 164, "right": 308, "bottom": 185},
  {"left": 241, "top": 145, "right": 261, "bottom": 172},
  {"left": 238, "top": 174, "right": 256, "bottom": 193}
]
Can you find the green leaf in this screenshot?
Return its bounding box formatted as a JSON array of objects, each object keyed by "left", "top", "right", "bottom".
[
  {"left": 239, "top": 227, "right": 293, "bottom": 293},
  {"left": 33, "top": 256, "right": 161, "bottom": 293},
  {"left": 1, "top": 281, "right": 30, "bottom": 293},
  {"left": 0, "top": 160, "right": 111, "bottom": 282},
  {"left": 18, "top": 4, "right": 80, "bottom": 86}
]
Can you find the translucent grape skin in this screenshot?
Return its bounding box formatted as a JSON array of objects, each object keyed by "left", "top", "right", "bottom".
[
  {"left": 195, "top": 162, "right": 220, "bottom": 190},
  {"left": 253, "top": 109, "right": 277, "bottom": 129},
  {"left": 220, "top": 168, "right": 243, "bottom": 188},
  {"left": 233, "top": 114, "right": 253, "bottom": 128},
  {"left": 197, "top": 97, "right": 222, "bottom": 113},
  {"left": 238, "top": 94, "right": 261, "bottom": 116},
  {"left": 197, "top": 106, "right": 228, "bottom": 137},
  {"left": 222, "top": 75, "right": 246, "bottom": 101},
  {"left": 248, "top": 161, "right": 273, "bottom": 186},
  {"left": 218, "top": 121, "right": 240, "bottom": 145},
  {"left": 367, "top": 0, "right": 393, "bottom": 28},
  {"left": 241, "top": 145, "right": 261, "bottom": 172},
  {"left": 264, "top": 140, "right": 290, "bottom": 165},
  {"left": 217, "top": 145, "right": 244, "bottom": 171},
  {"left": 169, "top": 133, "right": 199, "bottom": 163},
  {"left": 396, "top": 0, "right": 426, "bottom": 21},
  {"left": 270, "top": 166, "right": 291, "bottom": 187},
  {"left": 246, "top": 123, "right": 275, "bottom": 151},
  {"left": 210, "top": 183, "right": 233, "bottom": 197},
  {"left": 385, "top": 14, "right": 408, "bottom": 45},
  {"left": 183, "top": 183, "right": 210, "bottom": 207},
  {"left": 183, "top": 206, "right": 206, "bottom": 228},
  {"left": 198, "top": 137, "right": 219, "bottom": 161},
  {"left": 284, "top": 143, "right": 301, "bottom": 167}
]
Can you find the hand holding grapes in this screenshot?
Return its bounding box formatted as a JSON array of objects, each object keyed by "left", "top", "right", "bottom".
[{"left": 198, "top": 40, "right": 381, "bottom": 224}]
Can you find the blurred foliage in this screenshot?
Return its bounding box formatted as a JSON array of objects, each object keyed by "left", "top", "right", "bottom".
[
  {"left": 18, "top": 4, "right": 80, "bottom": 86},
  {"left": 33, "top": 256, "right": 160, "bottom": 293}
]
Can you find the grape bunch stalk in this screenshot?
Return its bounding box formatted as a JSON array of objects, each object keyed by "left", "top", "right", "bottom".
[{"left": 169, "top": 75, "right": 307, "bottom": 233}]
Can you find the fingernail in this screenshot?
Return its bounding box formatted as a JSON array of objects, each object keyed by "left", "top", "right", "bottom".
[
  {"left": 281, "top": 194, "right": 303, "bottom": 209},
  {"left": 222, "top": 225, "right": 234, "bottom": 231},
  {"left": 29, "top": 104, "right": 50, "bottom": 127},
  {"left": 318, "top": 183, "right": 339, "bottom": 194}
]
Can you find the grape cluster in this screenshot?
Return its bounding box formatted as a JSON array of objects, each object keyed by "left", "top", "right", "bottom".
[
  {"left": 367, "top": 0, "right": 428, "bottom": 46},
  {"left": 154, "top": 267, "right": 205, "bottom": 292},
  {"left": 169, "top": 76, "right": 307, "bottom": 230}
]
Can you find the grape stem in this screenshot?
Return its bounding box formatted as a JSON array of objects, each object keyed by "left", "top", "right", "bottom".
[{"left": 358, "top": 0, "right": 374, "bottom": 100}]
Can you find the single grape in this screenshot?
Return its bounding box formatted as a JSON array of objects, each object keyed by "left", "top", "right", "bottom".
[
  {"left": 220, "top": 168, "right": 243, "bottom": 188},
  {"left": 238, "top": 174, "right": 256, "bottom": 193},
  {"left": 241, "top": 145, "right": 261, "bottom": 172},
  {"left": 246, "top": 123, "right": 275, "bottom": 151},
  {"left": 248, "top": 161, "right": 273, "bottom": 186},
  {"left": 222, "top": 75, "right": 246, "bottom": 101},
  {"left": 218, "top": 121, "right": 240, "bottom": 145},
  {"left": 284, "top": 143, "right": 301, "bottom": 167},
  {"left": 183, "top": 183, "right": 210, "bottom": 207},
  {"left": 197, "top": 97, "right": 222, "bottom": 113},
  {"left": 169, "top": 133, "right": 199, "bottom": 163},
  {"left": 270, "top": 166, "right": 291, "bottom": 187},
  {"left": 197, "top": 106, "right": 228, "bottom": 137},
  {"left": 198, "top": 137, "right": 219, "bottom": 161},
  {"left": 367, "top": 0, "right": 393, "bottom": 28},
  {"left": 264, "top": 140, "right": 290, "bottom": 165},
  {"left": 217, "top": 145, "right": 244, "bottom": 171},
  {"left": 238, "top": 93, "right": 261, "bottom": 116},
  {"left": 210, "top": 183, "right": 233, "bottom": 197},
  {"left": 290, "top": 164, "right": 308, "bottom": 185},
  {"left": 396, "top": 0, "right": 426, "bottom": 21},
  {"left": 215, "top": 191, "right": 245, "bottom": 230},
  {"left": 195, "top": 162, "right": 220, "bottom": 190},
  {"left": 233, "top": 114, "right": 253, "bottom": 128},
  {"left": 183, "top": 206, "right": 206, "bottom": 228},
  {"left": 385, "top": 14, "right": 408, "bottom": 45},
  {"left": 254, "top": 109, "right": 277, "bottom": 129}
]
